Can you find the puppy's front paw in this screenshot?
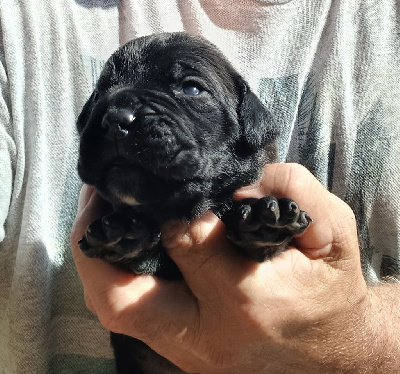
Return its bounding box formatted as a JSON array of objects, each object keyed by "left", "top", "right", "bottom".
[
  {"left": 223, "top": 196, "right": 312, "bottom": 262},
  {"left": 79, "top": 211, "right": 160, "bottom": 264}
]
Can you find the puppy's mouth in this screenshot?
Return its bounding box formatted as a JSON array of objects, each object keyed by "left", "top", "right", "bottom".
[
  {"left": 101, "top": 108, "right": 203, "bottom": 178},
  {"left": 108, "top": 143, "right": 202, "bottom": 180}
]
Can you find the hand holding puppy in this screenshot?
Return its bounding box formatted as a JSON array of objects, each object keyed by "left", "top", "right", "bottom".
[{"left": 71, "top": 163, "right": 399, "bottom": 373}]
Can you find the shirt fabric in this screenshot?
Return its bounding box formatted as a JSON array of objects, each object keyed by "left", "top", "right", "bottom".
[{"left": 0, "top": 0, "right": 399, "bottom": 372}]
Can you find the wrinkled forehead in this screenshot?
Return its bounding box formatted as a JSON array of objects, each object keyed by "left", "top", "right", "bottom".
[{"left": 97, "top": 33, "right": 238, "bottom": 92}]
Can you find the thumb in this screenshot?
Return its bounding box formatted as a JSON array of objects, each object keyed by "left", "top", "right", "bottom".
[{"left": 161, "top": 212, "right": 253, "bottom": 297}]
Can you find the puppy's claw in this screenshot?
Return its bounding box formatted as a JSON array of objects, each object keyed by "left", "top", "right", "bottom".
[
  {"left": 239, "top": 205, "right": 251, "bottom": 220},
  {"left": 78, "top": 237, "right": 86, "bottom": 250},
  {"left": 266, "top": 200, "right": 277, "bottom": 211},
  {"left": 304, "top": 212, "right": 313, "bottom": 224},
  {"left": 78, "top": 237, "right": 89, "bottom": 251}
]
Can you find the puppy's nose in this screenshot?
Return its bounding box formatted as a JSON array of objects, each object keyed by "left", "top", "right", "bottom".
[{"left": 101, "top": 108, "right": 136, "bottom": 135}]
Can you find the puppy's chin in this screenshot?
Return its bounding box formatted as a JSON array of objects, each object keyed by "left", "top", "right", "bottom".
[
  {"left": 96, "top": 161, "right": 199, "bottom": 210},
  {"left": 97, "top": 164, "right": 163, "bottom": 207}
]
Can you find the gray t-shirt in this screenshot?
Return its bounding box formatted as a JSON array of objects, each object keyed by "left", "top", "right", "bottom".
[{"left": 1, "top": 0, "right": 399, "bottom": 372}]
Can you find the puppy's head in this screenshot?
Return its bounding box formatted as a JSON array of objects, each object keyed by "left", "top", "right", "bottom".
[{"left": 77, "top": 33, "right": 276, "bottom": 217}]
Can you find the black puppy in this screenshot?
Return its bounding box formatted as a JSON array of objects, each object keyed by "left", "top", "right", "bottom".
[{"left": 77, "top": 32, "right": 311, "bottom": 374}]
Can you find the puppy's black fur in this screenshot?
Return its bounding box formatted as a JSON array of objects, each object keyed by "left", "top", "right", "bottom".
[{"left": 77, "top": 32, "right": 311, "bottom": 374}]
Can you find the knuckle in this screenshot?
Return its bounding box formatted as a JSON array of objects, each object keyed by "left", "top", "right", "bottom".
[
  {"left": 84, "top": 291, "right": 96, "bottom": 314},
  {"left": 96, "top": 302, "right": 123, "bottom": 333},
  {"left": 286, "top": 163, "right": 314, "bottom": 189},
  {"left": 265, "top": 162, "right": 314, "bottom": 198},
  {"left": 91, "top": 288, "right": 127, "bottom": 333},
  {"left": 287, "top": 162, "right": 309, "bottom": 175}
]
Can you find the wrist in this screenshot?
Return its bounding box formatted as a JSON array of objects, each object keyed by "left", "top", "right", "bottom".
[
  {"left": 268, "top": 279, "right": 369, "bottom": 374},
  {"left": 361, "top": 283, "right": 400, "bottom": 372},
  {"left": 315, "top": 282, "right": 400, "bottom": 373}
]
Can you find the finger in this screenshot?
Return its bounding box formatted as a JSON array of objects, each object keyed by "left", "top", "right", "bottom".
[
  {"left": 78, "top": 184, "right": 95, "bottom": 212},
  {"left": 161, "top": 212, "right": 257, "bottom": 298},
  {"left": 235, "top": 163, "right": 318, "bottom": 205}
]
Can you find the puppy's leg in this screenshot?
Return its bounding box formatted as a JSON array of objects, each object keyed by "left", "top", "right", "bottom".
[
  {"left": 79, "top": 211, "right": 161, "bottom": 272},
  {"left": 222, "top": 197, "right": 312, "bottom": 262}
]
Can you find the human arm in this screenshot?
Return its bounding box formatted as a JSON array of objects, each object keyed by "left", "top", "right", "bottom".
[{"left": 71, "top": 163, "right": 400, "bottom": 373}]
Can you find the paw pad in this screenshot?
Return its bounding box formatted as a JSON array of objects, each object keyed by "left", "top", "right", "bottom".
[{"left": 223, "top": 196, "right": 312, "bottom": 261}]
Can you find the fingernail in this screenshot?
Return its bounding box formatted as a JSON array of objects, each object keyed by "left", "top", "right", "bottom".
[{"left": 78, "top": 184, "right": 95, "bottom": 212}]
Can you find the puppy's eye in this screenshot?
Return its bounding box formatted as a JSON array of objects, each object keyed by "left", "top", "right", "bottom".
[{"left": 182, "top": 81, "right": 203, "bottom": 96}]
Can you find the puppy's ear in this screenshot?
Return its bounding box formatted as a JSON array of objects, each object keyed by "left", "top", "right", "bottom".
[
  {"left": 237, "top": 78, "right": 277, "bottom": 151},
  {"left": 77, "top": 90, "right": 98, "bottom": 135}
]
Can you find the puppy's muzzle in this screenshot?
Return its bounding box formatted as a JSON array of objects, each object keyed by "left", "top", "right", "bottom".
[
  {"left": 100, "top": 93, "right": 158, "bottom": 141},
  {"left": 101, "top": 108, "right": 136, "bottom": 138},
  {"left": 83, "top": 87, "right": 204, "bottom": 182}
]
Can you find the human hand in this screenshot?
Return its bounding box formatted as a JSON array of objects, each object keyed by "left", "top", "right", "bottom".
[{"left": 71, "top": 164, "right": 369, "bottom": 373}]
